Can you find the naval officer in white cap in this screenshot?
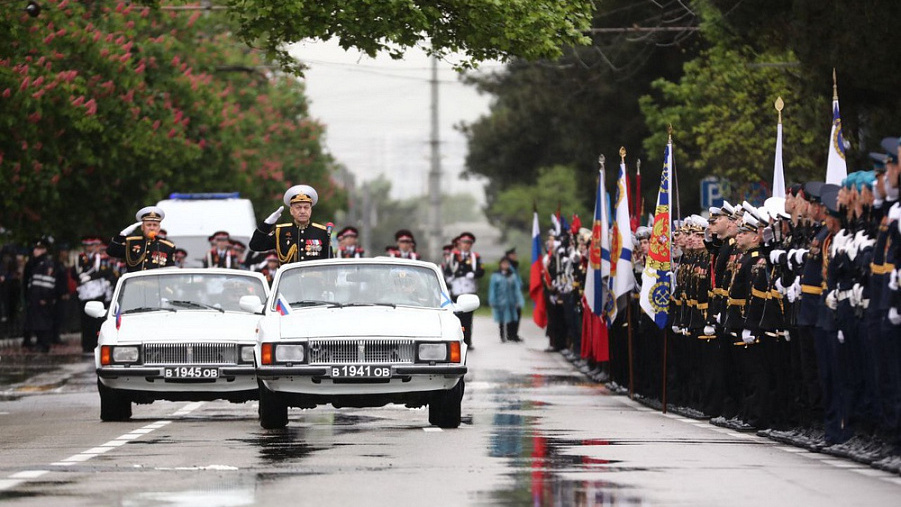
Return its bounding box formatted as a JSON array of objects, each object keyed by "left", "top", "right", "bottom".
[
  {"left": 107, "top": 206, "right": 177, "bottom": 272},
  {"left": 250, "top": 184, "right": 332, "bottom": 265}
]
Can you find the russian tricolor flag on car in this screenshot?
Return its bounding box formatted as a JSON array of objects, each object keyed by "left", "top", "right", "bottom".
[{"left": 275, "top": 295, "right": 292, "bottom": 316}]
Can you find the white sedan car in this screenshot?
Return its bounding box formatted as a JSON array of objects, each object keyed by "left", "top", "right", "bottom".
[
  {"left": 241, "top": 258, "right": 477, "bottom": 429},
  {"left": 86, "top": 268, "right": 270, "bottom": 421}
]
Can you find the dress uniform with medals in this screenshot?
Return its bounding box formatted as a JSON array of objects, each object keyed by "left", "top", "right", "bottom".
[
  {"left": 76, "top": 236, "right": 114, "bottom": 352},
  {"left": 107, "top": 206, "right": 177, "bottom": 272},
  {"left": 249, "top": 184, "right": 332, "bottom": 265}
]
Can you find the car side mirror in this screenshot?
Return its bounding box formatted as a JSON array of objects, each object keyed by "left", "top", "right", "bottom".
[
  {"left": 84, "top": 301, "right": 107, "bottom": 319},
  {"left": 239, "top": 295, "right": 265, "bottom": 314},
  {"left": 454, "top": 294, "right": 480, "bottom": 313}
]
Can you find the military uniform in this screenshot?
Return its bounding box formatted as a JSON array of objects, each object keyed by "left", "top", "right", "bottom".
[
  {"left": 249, "top": 184, "right": 332, "bottom": 265},
  {"left": 444, "top": 232, "right": 484, "bottom": 348},
  {"left": 107, "top": 207, "right": 176, "bottom": 273}
]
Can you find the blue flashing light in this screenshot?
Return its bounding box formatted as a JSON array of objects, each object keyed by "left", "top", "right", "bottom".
[{"left": 168, "top": 192, "right": 241, "bottom": 200}]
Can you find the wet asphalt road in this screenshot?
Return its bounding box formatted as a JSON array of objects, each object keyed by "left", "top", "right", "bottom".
[{"left": 1, "top": 316, "right": 901, "bottom": 506}]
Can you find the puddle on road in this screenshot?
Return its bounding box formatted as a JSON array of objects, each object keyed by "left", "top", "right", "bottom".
[{"left": 482, "top": 402, "right": 645, "bottom": 506}]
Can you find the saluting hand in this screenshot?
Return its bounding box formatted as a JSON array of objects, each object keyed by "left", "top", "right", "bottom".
[
  {"left": 264, "top": 206, "right": 284, "bottom": 225},
  {"left": 120, "top": 221, "right": 142, "bottom": 236}
]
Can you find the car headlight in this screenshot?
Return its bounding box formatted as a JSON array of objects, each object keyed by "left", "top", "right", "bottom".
[
  {"left": 418, "top": 343, "right": 448, "bottom": 361},
  {"left": 112, "top": 346, "right": 140, "bottom": 363},
  {"left": 275, "top": 344, "right": 304, "bottom": 363},
  {"left": 239, "top": 345, "right": 255, "bottom": 363}
]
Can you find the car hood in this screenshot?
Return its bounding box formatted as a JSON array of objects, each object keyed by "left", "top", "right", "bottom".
[
  {"left": 278, "top": 306, "right": 446, "bottom": 338},
  {"left": 114, "top": 311, "right": 260, "bottom": 343}
]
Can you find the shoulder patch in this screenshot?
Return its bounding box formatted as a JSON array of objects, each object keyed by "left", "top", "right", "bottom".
[
  {"left": 750, "top": 251, "right": 759, "bottom": 258},
  {"left": 159, "top": 239, "right": 175, "bottom": 248},
  {"left": 312, "top": 222, "right": 328, "bottom": 230}
]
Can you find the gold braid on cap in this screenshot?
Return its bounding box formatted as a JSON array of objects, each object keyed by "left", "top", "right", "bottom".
[{"left": 290, "top": 193, "right": 312, "bottom": 204}]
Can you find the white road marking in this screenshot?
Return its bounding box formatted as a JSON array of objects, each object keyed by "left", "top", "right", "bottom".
[
  {"left": 0, "top": 479, "right": 25, "bottom": 491},
  {"left": 775, "top": 446, "right": 806, "bottom": 453},
  {"left": 9, "top": 471, "right": 48, "bottom": 479},
  {"left": 3, "top": 403, "right": 198, "bottom": 492},
  {"left": 423, "top": 427, "right": 443, "bottom": 432}
]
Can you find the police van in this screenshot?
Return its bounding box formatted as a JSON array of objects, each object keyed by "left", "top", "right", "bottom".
[{"left": 156, "top": 193, "right": 257, "bottom": 268}]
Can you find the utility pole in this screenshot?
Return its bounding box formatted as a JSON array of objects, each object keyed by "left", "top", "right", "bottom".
[{"left": 427, "top": 55, "right": 442, "bottom": 262}]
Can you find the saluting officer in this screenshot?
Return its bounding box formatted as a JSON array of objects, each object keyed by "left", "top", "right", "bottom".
[
  {"left": 107, "top": 206, "right": 177, "bottom": 272},
  {"left": 250, "top": 184, "right": 332, "bottom": 265}
]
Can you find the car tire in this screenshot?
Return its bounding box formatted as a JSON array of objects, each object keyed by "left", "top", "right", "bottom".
[
  {"left": 258, "top": 381, "right": 288, "bottom": 429},
  {"left": 430, "top": 378, "right": 464, "bottom": 429},
  {"left": 98, "top": 380, "right": 132, "bottom": 421}
]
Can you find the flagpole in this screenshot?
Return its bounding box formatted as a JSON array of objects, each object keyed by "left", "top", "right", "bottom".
[
  {"left": 661, "top": 126, "right": 675, "bottom": 415},
  {"left": 620, "top": 146, "right": 636, "bottom": 400}
]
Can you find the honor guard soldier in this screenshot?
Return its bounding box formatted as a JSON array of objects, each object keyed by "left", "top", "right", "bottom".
[
  {"left": 107, "top": 206, "right": 177, "bottom": 272},
  {"left": 76, "top": 236, "right": 114, "bottom": 353},
  {"left": 204, "top": 231, "right": 239, "bottom": 268},
  {"left": 444, "top": 231, "right": 484, "bottom": 349},
  {"left": 390, "top": 230, "right": 421, "bottom": 260},
  {"left": 250, "top": 184, "right": 332, "bottom": 265},
  {"left": 336, "top": 226, "right": 365, "bottom": 258}
]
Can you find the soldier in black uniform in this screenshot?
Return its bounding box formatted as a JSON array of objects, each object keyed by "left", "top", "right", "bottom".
[
  {"left": 249, "top": 184, "right": 332, "bottom": 265},
  {"left": 336, "top": 226, "right": 365, "bottom": 258},
  {"left": 76, "top": 236, "right": 114, "bottom": 353},
  {"left": 203, "top": 231, "right": 240, "bottom": 268},
  {"left": 107, "top": 206, "right": 177, "bottom": 272},
  {"left": 390, "top": 230, "right": 422, "bottom": 260},
  {"left": 24, "top": 238, "right": 58, "bottom": 352}
]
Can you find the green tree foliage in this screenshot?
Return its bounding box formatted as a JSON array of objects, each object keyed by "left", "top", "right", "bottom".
[
  {"left": 221, "top": 0, "right": 595, "bottom": 72},
  {"left": 709, "top": 0, "right": 901, "bottom": 152},
  {"left": 639, "top": 6, "right": 828, "bottom": 208},
  {"left": 1, "top": 1, "right": 339, "bottom": 243},
  {"left": 489, "top": 165, "right": 590, "bottom": 237},
  {"left": 461, "top": 0, "right": 696, "bottom": 228}
]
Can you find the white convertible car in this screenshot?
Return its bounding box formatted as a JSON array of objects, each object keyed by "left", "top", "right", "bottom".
[
  {"left": 86, "top": 268, "right": 270, "bottom": 421},
  {"left": 241, "top": 257, "right": 477, "bottom": 429}
]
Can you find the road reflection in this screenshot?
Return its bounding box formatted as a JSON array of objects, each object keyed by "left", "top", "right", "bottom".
[{"left": 483, "top": 375, "right": 645, "bottom": 506}]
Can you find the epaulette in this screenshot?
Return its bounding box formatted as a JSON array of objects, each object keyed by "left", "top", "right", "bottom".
[
  {"left": 750, "top": 251, "right": 759, "bottom": 258},
  {"left": 728, "top": 238, "right": 736, "bottom": 245},
  {"left": 125, "top": 235, "right": 143, "bottom": 241},
  {"left": 159, "top": 239, "right": 175, "bottom": 248},
  {"left": 312, "top": 222, "right": 328, "bottom": 230}
]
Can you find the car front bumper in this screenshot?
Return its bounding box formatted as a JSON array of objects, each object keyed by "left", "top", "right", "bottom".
[{"left": 256, "top": 364, "right": 467, "bottom": 396}]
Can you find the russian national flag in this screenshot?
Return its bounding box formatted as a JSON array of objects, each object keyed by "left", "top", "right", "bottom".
[
  {"left": 529, "top": 209, "right": 547, "bottom": 328},
  {"left": 275, "top": 295, "right": 292, "bottom": 316}
]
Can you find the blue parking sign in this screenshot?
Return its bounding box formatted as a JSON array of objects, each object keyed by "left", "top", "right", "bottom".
[{"left": 700, "top": 177, "right": 724, "bottom": 210}]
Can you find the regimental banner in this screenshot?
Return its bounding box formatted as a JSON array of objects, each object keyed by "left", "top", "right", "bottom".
[
  {"left": 611, "top": 157, "right": 635, "bottom": 321},
  {"left": 640, "top": 141, "right": 673, "bottom": 329}
]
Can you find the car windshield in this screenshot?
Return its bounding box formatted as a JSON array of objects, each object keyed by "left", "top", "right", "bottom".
[
  {"left": 275, "top": 264, "right": 446, "bottom": 310},
  {"left": 116, "top": 273, "right": 267, "bottom": 314}
]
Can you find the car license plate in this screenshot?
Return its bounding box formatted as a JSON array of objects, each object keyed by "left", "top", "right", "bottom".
[
  {"left": 331, "top": 365, "right": 391, "bottom": 378},
  {"left": 164, "top": 367, "right": 219, "bottom": 379}
]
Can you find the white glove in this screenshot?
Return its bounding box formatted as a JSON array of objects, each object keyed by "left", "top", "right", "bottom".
[
  {"left": 672, "top": 325, "right": 680, "bottom": 333},
  {"left": 715, "top": 313, "right": 722, "bottom": 324},
  {"left": 264, "top": 206, "right": 284, "bottom": 225},
  {"left": 741, "top": 329, "right": 755, "bottom": 344},
  {"left": 788, "top": 279, "right": 801, "bottom": 303},
  {"left": 781, "top": 330, "right": 791, "bottom": 342},
  {"left": 769, "top": 249, "right": 786, "bottom": 264},
  {"left": 792, "top": 249, "right": 807, "bottom": 266},
  {"left": 703, "top": 325, "right": 715, "bottom": 335},
  {"left": 825, "top": 290, "right": 838, "bottom": 310},
  {"left": 465, "top": 272, "right": 475, "bottom": 279},
  {"left": 837, "top": 330, "right": 845, "bottom": 344},
  {"left": 79, "top": 273, "right": 91, "bottom": 284},
  {"left": 850, "top": 284, "right": 864, "bottom": 307},
  {"left": 889, "top": 308, "right": 901, "bottom": 325},
  {"left": 889, "top": 202, "right": 901, "bottom": 222},
  {"left": 120, "top": 221, "right": 142, "bottom": 236},
  {"left": 775, "top": 277, "right": 786, "bottom": 293},
  {"left": 889, "top": 269, "right": 900, "bottom": 292}
]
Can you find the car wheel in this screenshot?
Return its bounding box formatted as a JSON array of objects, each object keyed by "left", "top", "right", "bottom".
[
  {"left": 431, "top": 378, "right": 464, "bottom": 429},
  {"left": 98, "top": 380, "right": 132, "bottom": 421},
  {"left": 258, "top": 381, "right": 288, "bottom": 429}
]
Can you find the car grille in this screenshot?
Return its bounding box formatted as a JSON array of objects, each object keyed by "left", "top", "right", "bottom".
[
  {"left": 143, "top": 343, "right": 238, "bottom": 365},
  {"left": 308, "top": 339, "right": 415, "bottom": 365}
]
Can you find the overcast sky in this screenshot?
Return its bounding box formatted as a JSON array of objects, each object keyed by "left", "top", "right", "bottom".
[{"left": 290, "top": 40, "right": 503, "bottom": 203}]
